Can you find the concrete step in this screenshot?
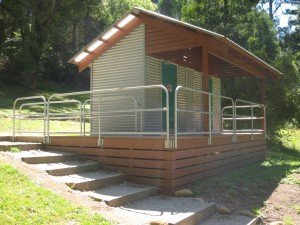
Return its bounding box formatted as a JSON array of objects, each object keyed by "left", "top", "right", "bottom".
[
  {"left": 118, "top": 196, "right": 216, "bottom": 225},
  {"left": 35, "top": 160, "right": 101, "bottom": 176},
  {"left": 0, "top": 141, "right": 43, "bottom": 151},
  {"left": 54, "top": 171, "right": 126, "bottom": 191},
  {"left": 86, "top": 182, "right": 158, "bottom": 207},
  {"left": 20, "top": 150, "right": 79, "bottom": 164}
]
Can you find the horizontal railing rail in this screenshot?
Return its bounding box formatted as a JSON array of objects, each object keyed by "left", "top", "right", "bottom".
[
  {"left": 13, "top": 96, "right": 47, "bottom": 141},
  {"left": 46, "top": 84, "right": 170, "bottom": 147},
  {"left": 12, "top": 85, "right": 265, "bottom": 148},
  {"left": 235, "top": 99, "right": 266, "bottom": 140},
  {"left": 175, "top": 86, "right": 235, "bottom": 147},
  {"left": 82, "top": 95, "right": 139, "bottom": 135}
]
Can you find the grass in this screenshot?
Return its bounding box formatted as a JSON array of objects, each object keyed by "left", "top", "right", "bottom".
[
  {"left": 0, "top": 82, "right": 110, "bottom": 224},
  {"left": 0, "top": 163, "right": 113, "bottom": 225},
  {"left": 0, "top": 82, "right": 90, "bottom": 134},
  {"left": 0, "top": 81, "right": 88, "bottom": 116},
  {"left": 0, "top": 117, "right": 90, "bottom": 135}
]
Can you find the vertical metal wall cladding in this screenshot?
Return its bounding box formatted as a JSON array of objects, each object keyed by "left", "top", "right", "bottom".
[{"left": 91, "top": 25, "right": 145, "bottom": 134}]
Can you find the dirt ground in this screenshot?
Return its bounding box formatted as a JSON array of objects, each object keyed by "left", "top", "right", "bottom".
[
  {"left": 1, "top": 152, "right": 300, "bottom": 225},
  {"left": 262, "top": 178, "right": 300, "bottom": 224},
  {"left": 194, "top": 173, "right": 300, "bottom": 224}
]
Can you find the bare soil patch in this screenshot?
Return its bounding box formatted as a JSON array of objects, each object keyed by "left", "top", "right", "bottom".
[{"left": 190, "top": 171, "right": 300, "bottom": 224}]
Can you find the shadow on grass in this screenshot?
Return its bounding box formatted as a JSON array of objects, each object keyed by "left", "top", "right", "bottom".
[{"left": 188, "top": 146, "right": 300, "bottom": 213}]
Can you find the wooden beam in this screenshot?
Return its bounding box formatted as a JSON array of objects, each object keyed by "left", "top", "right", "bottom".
[
  {"left": 78, "top": 17, "right": 143, "bottom": 72},
  {"left": 208, "top": 48, "right": 266, "bottom": 78},
  {"left": 147, "top": 41, "right": 202, "bottom": 54},
  {"left": 225, "top": 40, "right": 280, "bottom": 79}
]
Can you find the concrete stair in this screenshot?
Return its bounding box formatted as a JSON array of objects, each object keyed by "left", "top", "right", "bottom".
[
  {"left": 21, "top": 150, "right": 79, "bottom": 164},
  {"left": 54, "top": 171, "right": 127, "bottom": 191},
  {"left": 36, "top": 160, "right": 101, "bottom": 176},
  {"left": 86, "top": 182, "right": 158, "bottom": 207},
  {"left": 1, "top": 141, "right": 217, "bottom": 225},
  {"left": 13, "top": 147, "right": 157, "bottom": 208}
]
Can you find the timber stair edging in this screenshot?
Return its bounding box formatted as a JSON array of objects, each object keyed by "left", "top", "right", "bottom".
[
  {"left": 66, "top": 173, "right": 127, "bottom": 191},
  {"left": 21, "top": 151, "right": 79, "bottom": 164},
  {"left": 0, "top": 141, "right": 43, "bottom": 151},
  {"left": 86, "top": 182, "right": 158, "bottom": 207},
  {"left": 41, "top": 161, "right": 101, "bottom": 176}
]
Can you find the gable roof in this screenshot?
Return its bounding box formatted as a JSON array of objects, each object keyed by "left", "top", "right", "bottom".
[{"left": 69, "top": 7, "right": 281, "bottom": 79}]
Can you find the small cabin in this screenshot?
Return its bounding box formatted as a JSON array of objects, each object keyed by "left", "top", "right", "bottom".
[{"left": 22, "top": 7, "right": 282, "bottom": 194}]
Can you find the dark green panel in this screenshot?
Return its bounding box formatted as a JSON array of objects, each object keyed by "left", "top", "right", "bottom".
[
  {"left": 209, "top": 77, "right": 213, "bottom": 129},
  {"left": 162, "top": 61, "right": 177, "bottom": 133}
]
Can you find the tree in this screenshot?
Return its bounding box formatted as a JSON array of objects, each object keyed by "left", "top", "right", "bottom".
[
  {"left": 259, "top": 0, "right": 299, "bottom": 21},
  {"left": 0, "top": 0, "right": 95, "bottom": 89},
  {"left": 157, "top": 0, "right": 187, "bottom": 19},
  {"left": 0, "top": 0, "right": 157, "bottom": 89}
]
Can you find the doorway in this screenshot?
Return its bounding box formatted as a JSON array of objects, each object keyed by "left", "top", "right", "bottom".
[{"left": 162, "top": 61, "right": 177, "bottom": 133}]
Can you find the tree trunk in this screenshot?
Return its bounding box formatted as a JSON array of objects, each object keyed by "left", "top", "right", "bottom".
[{"left": 269, "top": 0, "right": 273, "bottom": 20}]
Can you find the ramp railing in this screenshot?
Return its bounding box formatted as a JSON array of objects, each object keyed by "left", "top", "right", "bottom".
[
  {"left": 45, "top": 85, "right": 170, "bottom": 147},
  {"left": 12, "top": 85, "right": 265, "bottom": 148},
  {"left": 13, "top": 96, "right": 47, "bottom": 141},
  {"left": 174, "top": 86, "right": 235, "bottom": 147}
]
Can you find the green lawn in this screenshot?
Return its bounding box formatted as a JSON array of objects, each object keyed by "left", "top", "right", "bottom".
[
  {"left": 0, "top": 82, "right": 90, "bottom": 135},
  {"left": 0, "top": 163, "right": 113, "bottom": 225}
]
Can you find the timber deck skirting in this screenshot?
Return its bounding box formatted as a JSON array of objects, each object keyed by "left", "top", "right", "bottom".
[{"left": 45, "top": 135, "right": 266, "bottom": 194}]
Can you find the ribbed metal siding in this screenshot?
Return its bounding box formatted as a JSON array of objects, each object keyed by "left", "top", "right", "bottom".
[
  {"left": 194, "top": 71, "right": 203, "bottom": 132},
  {"left": 144, "top": 56, "right": 161, "bottom": 131},
  {"left": 91, "top": 24, "right": 145, "bottom": 133},
  {"left": 186, "top": 68, "right": 195, "bottom": 132},
  {"left": 177, "top": 66, "right": 186, "bottom": 132},
  {"left": 211, "top": 77, "right": 221, "bottom": 132},
  {"left": 176, "top": 68, "right": 203, "bottom": 132}
]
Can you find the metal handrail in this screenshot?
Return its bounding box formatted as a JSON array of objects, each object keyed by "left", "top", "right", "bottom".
[
  {"left": 82, "top": 95, "right": 139, "bottom": 135},
  {"left": 47, "top": 99, "right": 83, "bottom": 137},
  {"left": 222, "top": 104, "right": 262, "bottom": 130},
  {"left": 13, "top": 96, "right": 47, "bottom": 141},
  {"left": 47, "top": 85, "right": 169, "bottom": 147},
  {"left": 175, "top": 86, "right": 235, "bottom": 147},
  {"left": 235, "top": 99, "right": 265, "bottom": 140}
]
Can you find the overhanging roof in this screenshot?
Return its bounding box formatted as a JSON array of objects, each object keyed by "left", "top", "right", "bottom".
[{"left": 69, "top": 7, "right": 282, "bottom": 79}]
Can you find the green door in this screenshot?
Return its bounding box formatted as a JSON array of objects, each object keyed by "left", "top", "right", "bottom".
[
  {"left": 209, "top": 77, "right": 213, "bottom": 130},
  {"left": 162, "top": 61, "right": 177, "bottom": 133}
]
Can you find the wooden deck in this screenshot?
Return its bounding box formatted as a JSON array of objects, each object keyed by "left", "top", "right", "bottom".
[{"left": 45, "top": 134, "right": 266, "bottom": 194}]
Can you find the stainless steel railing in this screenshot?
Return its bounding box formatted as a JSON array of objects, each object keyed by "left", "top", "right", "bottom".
[
  {"left": 12, "top": 85, "right": 265, "bottom": 148},
  {"left": 13, "top": 96, "right": 47, "bottom": 141},
  {"left": 45, "top": 84, "right": 170, "bottom": 147},
  {"left": 82, "top": 95, "right": 139, "bottom": 135},
  {"left": 175, "top": 86, "right": 235, "bottom": 147},
  {"left": 222, "top": 99, "right": 266, "bottom": 140}
]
